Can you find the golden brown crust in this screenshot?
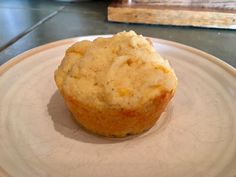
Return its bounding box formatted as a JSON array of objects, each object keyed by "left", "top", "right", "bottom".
[{"left": 60, "top": 89, "right": 174, "bottom": 137}]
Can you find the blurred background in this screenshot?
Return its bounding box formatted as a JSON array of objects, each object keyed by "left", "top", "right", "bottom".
[{"left": 0, "top": 0, "right": 235, "bottom": 67}]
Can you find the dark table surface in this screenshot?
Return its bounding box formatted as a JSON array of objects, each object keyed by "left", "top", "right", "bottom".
[{"left": 0, "top": 0, "right": 236, "bottom": 68}]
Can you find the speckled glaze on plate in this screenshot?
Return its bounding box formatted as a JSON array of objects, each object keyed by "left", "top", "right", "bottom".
[{"left": 0, "top": 35, "right": 236, "bottom": 177}]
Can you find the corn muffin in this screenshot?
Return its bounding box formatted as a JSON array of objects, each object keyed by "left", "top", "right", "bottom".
[{"left": 54, "top": 31, "right": 177, "bottom": 137}]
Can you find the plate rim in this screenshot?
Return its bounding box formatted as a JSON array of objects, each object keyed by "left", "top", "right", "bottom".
[
  {"left": 0, "top": 35, "right": 236, "bottom": 77},
  {"left": 1, "top": 35, "right": 236, "bottom": 177}
]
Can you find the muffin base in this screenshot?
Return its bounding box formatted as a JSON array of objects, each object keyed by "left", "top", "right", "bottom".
[{"left": 61, "top": 90, "right": 174, "bottom": 138}]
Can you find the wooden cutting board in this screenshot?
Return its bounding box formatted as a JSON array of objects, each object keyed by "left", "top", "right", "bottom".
[{"left": 108, "top": 0, "right": 236, "bottom": 29}]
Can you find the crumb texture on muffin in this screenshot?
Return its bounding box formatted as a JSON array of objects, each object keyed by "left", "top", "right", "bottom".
[{"left": 55, "top": 31, "right": 177, "bottom": 137}]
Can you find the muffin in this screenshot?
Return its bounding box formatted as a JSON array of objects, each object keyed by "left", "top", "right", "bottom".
[{"left": 54, "top": 31, "right": 177, "bottom": 137}]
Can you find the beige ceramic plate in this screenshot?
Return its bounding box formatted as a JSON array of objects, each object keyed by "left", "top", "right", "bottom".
[{"left": 0, "top": 36, "right": 236, "bottom": 177}]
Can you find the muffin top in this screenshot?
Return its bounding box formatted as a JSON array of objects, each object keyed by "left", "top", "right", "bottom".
[{"left": 55, "top": 31, "right": 177, "bottom": 110}]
